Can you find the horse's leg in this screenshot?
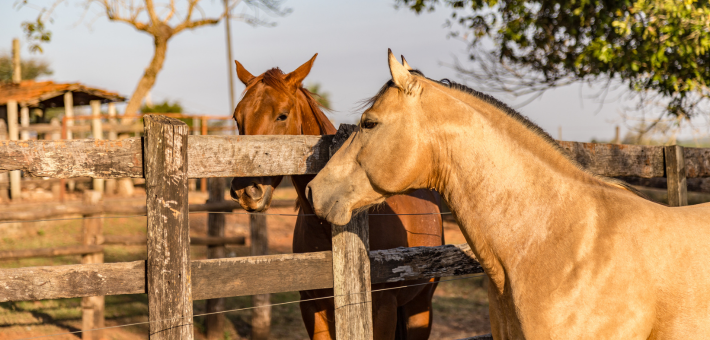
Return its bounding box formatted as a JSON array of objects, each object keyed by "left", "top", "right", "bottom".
[
  {"left": 371, "top": 290, "right": 398, "bottom": 340},
  {"left": 299, "top": 290, "right": 335, "bottom": 340},
  {"left": 399, "top": 279, "right": 438, "bottom": 340}
]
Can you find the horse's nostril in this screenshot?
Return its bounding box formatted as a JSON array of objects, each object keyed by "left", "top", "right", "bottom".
[{"left": 246, "top": 183, "right": 263, "bottom": 199}]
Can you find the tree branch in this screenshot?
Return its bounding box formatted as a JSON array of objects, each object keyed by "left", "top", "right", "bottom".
[{"left": 144, "top": 0, "right": 160, "bottom": 24}]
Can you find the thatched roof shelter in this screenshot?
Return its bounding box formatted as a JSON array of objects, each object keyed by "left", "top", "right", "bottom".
[{"left": 0, "top": 80, "right": 126, "bottom": 124}]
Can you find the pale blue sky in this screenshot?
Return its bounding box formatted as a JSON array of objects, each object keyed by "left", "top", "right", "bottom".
[{"left": 2, "top": 0, "right": 700, "bottom": 142}]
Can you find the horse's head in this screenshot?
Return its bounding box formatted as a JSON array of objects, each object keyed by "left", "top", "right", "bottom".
[
  {"left": 306, "top": 50, "right": 437, "bottom": 225},
  {"left": 230, "top": 54, "right": 335, "bottom": 212}
]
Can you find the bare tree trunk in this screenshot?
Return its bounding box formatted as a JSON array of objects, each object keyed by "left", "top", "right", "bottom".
[{"left": 123, "top": 31, "right": 171, "bottom": 117}]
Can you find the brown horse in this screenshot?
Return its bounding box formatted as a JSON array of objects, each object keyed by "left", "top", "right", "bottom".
[{"left": 229, "top": 54, "right": 444, "bottom": 340}]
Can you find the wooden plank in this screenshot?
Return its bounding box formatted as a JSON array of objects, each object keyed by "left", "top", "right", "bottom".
[
  {"left": 81, "top": 190, "right": 104, "bottom": 340},
  {"left": 250, "top": 213, "right": 271, "bottom": 340},
  {"left": 684, "top": 147, "right": 710, "bottom": 178},
  {"left": 206, "top": 178, "right": 226, "bottom": 340},
  {"left": 90, "top": 100, "right": 105, "bottom": 194},
  {"left": 370, "top": 243, "right": 484, "bottom": 282},
  {"left": 332, "top": 213, "right": 373, "bottom": 340},
  {"left": 557, "top": 141, "right": 665, "bottom": 178},
  {"left": 186, "top": 135, "right": 333, "bottom": 178},
  {"left": 103, "top": 235, "right": 245, "bottom": 246},
  {"left": 191, "top": 251, "right": 333, "bottom": 300},
  {"left": 665, "top": 145, "right": 688, "bottom": 206},
  {"left": 144, "top": 115, "right": 194, "bottom": 340},
  {"left": 0, "top": 261, "right": 145, "bottom": 302},
  {"left": 7, "top": 100, "right": 21, "bottom": 201},
  {"left": 0, "top": 199, "right": 295, "bottom": 222},
  {"left": 1, "top": 243, "right": 482, "bottom": 302},
  {"left": 0, "top": 138, "right": 144, "bottom": 178},
  {"left": 3, "top": 135, "right": 706, "bottom": 180},
  {"left": 328, "top": 124, "right": 373, "bottom": 340},
  {"left": 0, "top": 245, "right": 103, "bottom": 260}
]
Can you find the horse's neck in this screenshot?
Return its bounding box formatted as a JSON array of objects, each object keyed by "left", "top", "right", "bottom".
[
  {"left": 296, "top": 90, "right": 337, "bottom": 135},
  {"left": 290, "top": 92, "right": 334, "bottom": 218},
  {"left": 430, "top": 94, "right": 604, "bottom": 290}
]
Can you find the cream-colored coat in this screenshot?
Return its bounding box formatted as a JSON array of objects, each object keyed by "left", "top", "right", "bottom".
[{"left": 306, "top": 50, "right": 710, "bottom": 339}]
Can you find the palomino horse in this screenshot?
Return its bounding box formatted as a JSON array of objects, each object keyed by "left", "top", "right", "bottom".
[
  {"left": 229, "top": 54, "right": 444, "bottom": 340},
  {"left": 307, "top": 50, "right": 710, "bottom": 340}
]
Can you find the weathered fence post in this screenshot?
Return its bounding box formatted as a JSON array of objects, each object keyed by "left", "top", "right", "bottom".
[
  {"left": 250, "top": 213, "right": 271, "bottom": 340},
  {"left": 205, "top": 177, "right": 226, "bottom": 339},
  {"left": 20, "top": 105, "right": 30, "bottom": 141},
  {"left": 144, "top": 115, "right": 194, "bottom": 340},
  {"left": 200, "top": 117, "right": 208, "bottom": 193},
  {"left": 665, "top": 145, "right": 688, "bottom": 207},
  {"left": 81, "top": 190, "right": 105, "bottom": 340},
  {"left": 105, "top": 102, "right": 118, "bottom": 195},
  {"left": 0, "top": 120, "right": 7, "bottom": 201},
  {"left": 62, "top": 91, "right": 75, "bottom": 200},
  {"left": 91, "top": 100, "right": 104, "bottom": 194},
  {"left": 7, "top": 100, "right": 21, "bottom": 201},
  {"left": 329, "top": 125, "right": 374, "bottom": 340}
]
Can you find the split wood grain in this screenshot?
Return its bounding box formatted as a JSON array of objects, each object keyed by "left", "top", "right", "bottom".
[
  {"left": 144, "top": 115, "right": 193, "bottom": 340},
  {"left": 187, "top": 135, "right": 333, "bottom": 178},
  {"left": 0, "top": 138, "right": 143, "bottom": 178},
  {"left": 1, "top": 243, "right": 482, "bottom": 302},
  {"left": 0, "top": 261, "right": 145, "bottom": 302}
]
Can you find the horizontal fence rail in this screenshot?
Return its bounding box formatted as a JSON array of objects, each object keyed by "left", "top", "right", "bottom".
[
  {"left": 0, "top": 243, "right": 482, "bottom": 303},
  {"left": 3, "top": 136, "right": 710, "bottom": 179},
  {"left": 0, "top": 198, "right": 294, "bottom": 222}
]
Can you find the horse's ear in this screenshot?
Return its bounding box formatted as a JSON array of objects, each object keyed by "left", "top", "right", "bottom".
[
  {"left": 285, "top": 53, "right": 317, "bottom": 89},
  {"left": 235, "top": 60, "right": 255, "bottom": 85},
  {"left": 401, "top": 55, "right": 412, "bottom": 70},
  {"left": 388, "top": 49, "right": 413, "bottom": 89}
]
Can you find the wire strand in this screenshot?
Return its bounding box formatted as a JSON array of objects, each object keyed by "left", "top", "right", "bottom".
[{"left": 12, "top": 274, "right": 484, "bottom": 340}]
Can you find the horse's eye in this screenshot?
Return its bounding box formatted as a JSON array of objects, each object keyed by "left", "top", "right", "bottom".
[
  {"left": 361, "top": 120, "right": 378, "bottom": 129},
  {"left": 276, "top": 114, "right": 288, "bottom": 122}
]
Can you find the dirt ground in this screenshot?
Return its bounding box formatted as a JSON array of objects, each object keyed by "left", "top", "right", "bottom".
[{"left": 0, "top": 186, "right": 490, "bottom": 340}]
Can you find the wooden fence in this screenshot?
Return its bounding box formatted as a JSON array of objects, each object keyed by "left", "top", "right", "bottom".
[
  {"left": 1, "top": 115, "right": 709, "bottom": 339},
  {"left": 2, "top": 112, "right": 236, "bottom": 202}
]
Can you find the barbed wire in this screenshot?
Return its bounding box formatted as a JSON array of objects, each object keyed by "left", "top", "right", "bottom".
[
  {"left": 12, "top": 274, "right": 485, "bottom": 340},
  {"left": 0, "top": 211, "right": 452, "bottom": 225}
]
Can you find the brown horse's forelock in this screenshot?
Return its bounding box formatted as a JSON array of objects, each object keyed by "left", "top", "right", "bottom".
[
  {"left": 242, "top": 68, "right": 335, "bottom": 135},
  {"left": 362, "top": 70, "right": 648, "bottom": 200}
]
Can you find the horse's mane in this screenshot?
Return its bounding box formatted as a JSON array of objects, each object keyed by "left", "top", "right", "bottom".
[
  {"left": 362, "top": 70, "right": 647, "bottom": 199},
  {"left": 255, "top": 68, "right": 336, "bottom": 135}
]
